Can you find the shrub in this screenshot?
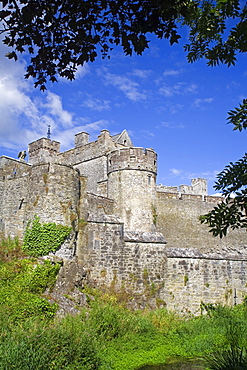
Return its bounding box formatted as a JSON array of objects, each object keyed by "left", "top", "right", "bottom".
[
  {"left": 23, "top": 215, "right": 71, "bottom": 257},
  {"left": 0, "top": 258, "right": 60, "bottom": 322}
]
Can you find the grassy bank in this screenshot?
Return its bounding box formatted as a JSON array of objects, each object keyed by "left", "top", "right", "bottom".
[{"left": 1, "top": 237, "right": 247, "bottom": 370}]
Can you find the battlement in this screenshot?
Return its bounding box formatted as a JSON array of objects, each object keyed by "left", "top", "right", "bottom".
[
  {"left": 28, "top": 138, "right": 60, "bottom": 165},
  {"left": 157, "top": 178, "right": 207, "bottom": 196},
  {"left": 107, "top": 147, "right": 157, "bottom": 175}
]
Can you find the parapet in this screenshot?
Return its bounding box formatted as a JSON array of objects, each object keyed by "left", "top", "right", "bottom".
[
  {"left": 28, "top": 138, "right": 60, "bottom": 165},
  {"left": 107, "top": 147, "right": 157, "bottom": 175},
  {"left": 0, "top": 155, "right": 31, "bottom": 179},
  {"left": 157, "top": 178, "right": 208, "bottom": 196}
]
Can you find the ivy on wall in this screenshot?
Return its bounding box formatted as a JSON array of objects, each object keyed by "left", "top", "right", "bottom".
[{"left": 23, "top": 215, "right": 71, "bottom": 257}]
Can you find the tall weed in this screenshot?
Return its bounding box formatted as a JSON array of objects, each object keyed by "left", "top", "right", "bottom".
[
  {"left": 0, "top": 316, "right": 103, "bottom": 370},
  {"left": 0, "top": 236, "right": 25, "bottom": 261},
  {"left": 87, "top": 302, "right": 155, "bottom": 340}
]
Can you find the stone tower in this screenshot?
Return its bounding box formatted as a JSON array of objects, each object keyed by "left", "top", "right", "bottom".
[
  {"left": 28, "top": 138, "right": 60, "bottom": 165},
  {"left": 107, "top": 147, "right": 157, "bottom": 232}
]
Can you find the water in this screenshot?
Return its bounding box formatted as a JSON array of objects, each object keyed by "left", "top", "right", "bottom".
[{"left": 138, "top": 359, "right": 206, "bottom": 370}]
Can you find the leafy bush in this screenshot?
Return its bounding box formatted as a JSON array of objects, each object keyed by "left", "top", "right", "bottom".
[
  {"left": 24, "top": 259, "right": 61, "bottom": 293},
  {"left": 23, "top": 215, "right": 71, "bottom": 257},
  {"left": 0, "top": 256, "right": 60, "bottom": 322}
]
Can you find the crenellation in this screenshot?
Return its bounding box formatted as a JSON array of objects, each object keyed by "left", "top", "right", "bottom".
[
  {"left": 1, "top": 128, "right": 247, "bottom": 314},
  {"left": 107, "top": 147, "right": 157, "bottom": 175}
]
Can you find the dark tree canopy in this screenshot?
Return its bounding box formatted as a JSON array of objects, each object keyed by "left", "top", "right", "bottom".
[
  {"left": 0, "top": 0, "right": 195, "bottom": 90},
  {"left": 0, "top": 0, "right": 247, "bottom": 90}
]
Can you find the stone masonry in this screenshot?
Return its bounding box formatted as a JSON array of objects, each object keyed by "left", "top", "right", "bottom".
[{"left": 1, "top": 129, "right": 247, "bottom": 314}]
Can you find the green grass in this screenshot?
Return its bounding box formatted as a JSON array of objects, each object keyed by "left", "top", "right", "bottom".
[{"left": 1, "top": 237, "right": 247, "bottom": 369}]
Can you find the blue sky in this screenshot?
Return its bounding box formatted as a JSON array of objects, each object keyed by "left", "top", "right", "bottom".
[{"left": 0, "top": 30, "right": 247, "bottom": 194}]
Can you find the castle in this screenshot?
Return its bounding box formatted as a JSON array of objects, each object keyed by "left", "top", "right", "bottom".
[{"left": 1, "top": 129, "right": 247, "bottom": 314}]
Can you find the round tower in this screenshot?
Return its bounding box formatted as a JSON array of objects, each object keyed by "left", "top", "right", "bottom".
[{"left": 107, "top": 147, "right": 157, "bottom": 232}]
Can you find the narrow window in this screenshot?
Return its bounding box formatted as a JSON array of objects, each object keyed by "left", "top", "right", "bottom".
[
  {"left": 148, "top": 176, "right": 151, "bottom": 185},
  {"left": 19, "top": 199, "right": 24, "bottom": 209}
]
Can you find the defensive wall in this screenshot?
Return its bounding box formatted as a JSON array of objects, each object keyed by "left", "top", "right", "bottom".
[{"left": 1, "top": 129, "right": 247, "bottom": 314}]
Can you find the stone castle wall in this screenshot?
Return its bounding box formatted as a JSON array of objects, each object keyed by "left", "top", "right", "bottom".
[
  {"left": 0, "top": 158, "right": 80, "bottom": 239},
  {"left": 160, "top": 251, "right": 247, "bottom": 314},
  {"left": 0, "top": 157, "right": 32, "bottom": 238},
  {"left": 74, "top": 156, "right": 108, "bottom": 194},
  {"left": 155, "top": 190, "right": 247, "bottom": 251},
  {"left": 1, "top": 129, "right": 247, "bottom": 314}
]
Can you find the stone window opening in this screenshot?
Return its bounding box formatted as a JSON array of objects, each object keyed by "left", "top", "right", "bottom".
[
  {"left": 19, "top": 199, "right": 24, "bottom": 209},
  {"left": 148, "top": 175, "right": 151, "bottom": 185}
]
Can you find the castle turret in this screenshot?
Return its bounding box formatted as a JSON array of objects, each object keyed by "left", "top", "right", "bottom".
[
  {"left": 107, "top": 147, "right": 157, "bottom": 232},
  {"left": 28, "top": 138, "right": 60, "bottom": 165},
  {"left": 75, "top": 132, "right": 89, "bottom": 148}
]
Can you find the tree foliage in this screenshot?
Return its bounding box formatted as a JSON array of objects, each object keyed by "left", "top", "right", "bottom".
[
  {"left": 184, "top": 0, "right": 247, "bottom": 67},
  {"left": 0, "top": 0, "right": 195, "bottom": 90},
  {"left": 200, "top": 154, "right": 247, "bottom": 237},
  {"left": 1, "top": 0, "right": 247, "bottom": 90}
]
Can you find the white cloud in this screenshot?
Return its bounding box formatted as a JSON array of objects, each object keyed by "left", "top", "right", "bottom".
[
  {"left": 131, "top": 68, "right": 151, "bottom": 78},
  {"left": 103, "top": 71, "right": 147, "bottom": 101},
  {"left": 0, "top": 43, "right": 45, "bottom": 150},
  {"left": 159, "top": 85, "right": 174, "bottom": 97},
  {"left": 170, "top": 168, "right": 182, "bottom": 176},
  {"left": 163, "top": 69, "right": 182, "bottom": 76},
  {"left": 82, "top": 96, "right": 110, "bottom": 111},
  {"left": 0, "top": 41, "right": 105, "bottom": 154},
  {"left": 193, "top": 98, "right": 213, "bottom": 107},
  {"left": 45, "top": 92, "right": 73, "bottom": 128},
  {"left": 140, "top": 130, "right": 155, "bottom": 138},
  {"left": 168, "top": 168, "right": 219, "bottom": 183},
  {"left": 159, "top": 82, "right": 197, "bottom": 97},
  {"left": 169, "top": 104, "right": 184, "bottom": 114},
  {"left": 75, "top": 64, "right": 90, "bottom": 79},
  {"left": 158, "top": 121, "right": 184, "bottom": 129}
]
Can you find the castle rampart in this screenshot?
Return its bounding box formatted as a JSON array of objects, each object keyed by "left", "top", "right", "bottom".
[
  {"left": 155, "top": 190, "right": 247, "bottom": 252},
  {"left": 156, "top": 178, "right": 207, "bottom": 196},
  {"left": 1, "top": 129, "right": 247, "bottom": 314}
]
